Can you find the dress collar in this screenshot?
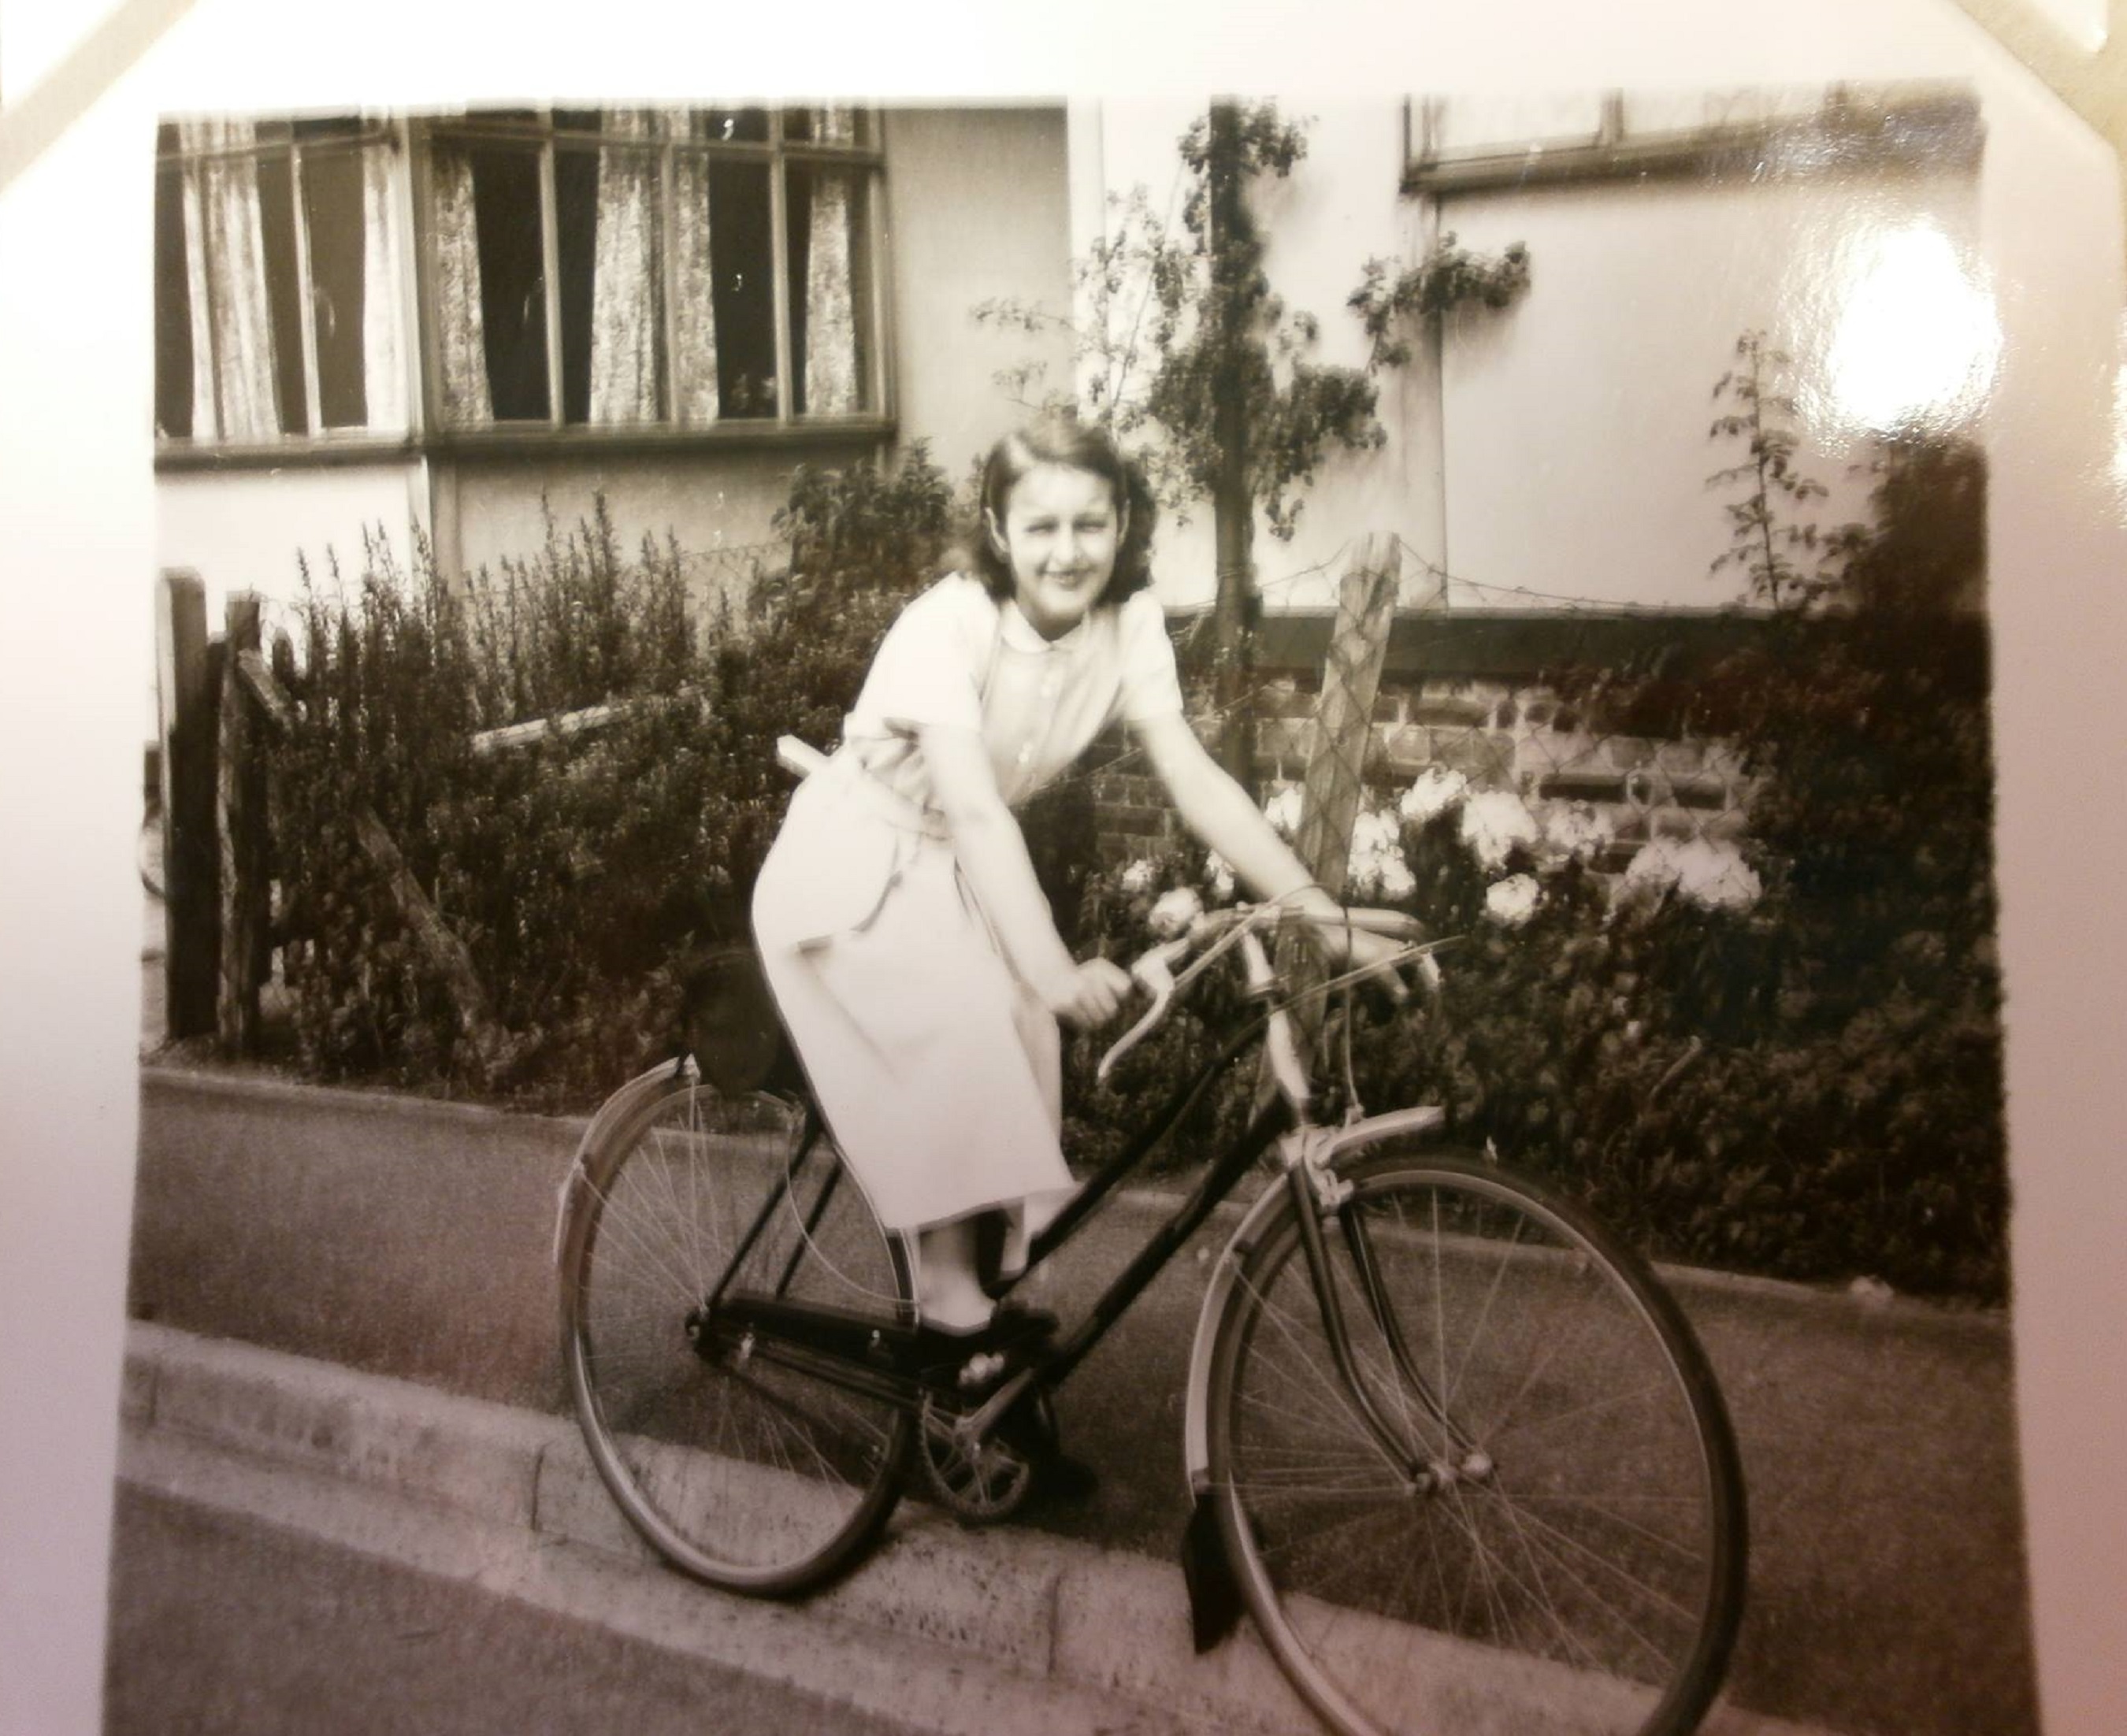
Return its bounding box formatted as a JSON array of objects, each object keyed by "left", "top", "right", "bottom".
[{"left": 999, "top": 597, "right": 1092, "bottom": 655}]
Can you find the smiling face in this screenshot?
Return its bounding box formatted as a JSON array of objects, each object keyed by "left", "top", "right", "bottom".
[{"left": 986, "top": 462, "right": 1125, "bottom": 641}]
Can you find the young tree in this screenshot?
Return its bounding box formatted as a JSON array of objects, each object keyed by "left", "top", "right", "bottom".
[{"left": 980, "top": 101, "right": 1529, "bottom": 778}]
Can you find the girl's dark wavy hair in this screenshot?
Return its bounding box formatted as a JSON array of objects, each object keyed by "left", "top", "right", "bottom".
[{"left": 966, "top": 417, "right": 1158, "bottom": 609}]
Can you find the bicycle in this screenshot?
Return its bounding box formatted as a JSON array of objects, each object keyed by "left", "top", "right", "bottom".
[{"left": 554, "top": 899, "right": 1748, "bottom": 1736}]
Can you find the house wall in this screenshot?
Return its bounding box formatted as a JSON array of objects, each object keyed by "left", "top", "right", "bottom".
[
  {"left": 155, "top": 463, "right": 428, "bottom": 623},
  {"left": 1437, "top": 166, "right": 1982, "bottom": 610},
  {"left": 882, "top": 104, "right": 1075, "bottom": 485},
  {"left": 1075, "top": 97, "right": 1983, "bottom": 614}
]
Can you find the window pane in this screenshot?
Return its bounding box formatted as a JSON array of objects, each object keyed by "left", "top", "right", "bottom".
[
  {"left": 468, "top": 143, "right": 548, "bottom": 421},
  {"left": 301, "top": 143, "right": 369, "bottom": 428},
  {"left": 783, "top": 106, "right": 864, "bottom": 147},
  {"left": 555, "top": 139, "right": 600, "bottom": 423},
  {"left": 1622, "top": 88, "right": 1828, "bottom": 136},
  {"left": 786, "top": 165, "right": 871, "bottom": 416},
  {"left": 703, "top": 106, "right": 770, "bottom": 144},
  {"left": 254, "top": 150, "right": 309, "bottom": 433},
  {"left": 154, "top": 152, "right": 193, "bottom": 437},
  {"left": 707, "top": 158, "right": 776, "bottom": 417},
  {"left": 1427, "top": 93, "right": 1605, "bottom": 155},
  {"left": 291, "top": 114, "right": 365, "bottom": 142}
]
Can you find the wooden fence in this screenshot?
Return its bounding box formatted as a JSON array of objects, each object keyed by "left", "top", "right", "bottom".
[{"left": 154, "top": 570, "right": 511, "bottom": 1077}]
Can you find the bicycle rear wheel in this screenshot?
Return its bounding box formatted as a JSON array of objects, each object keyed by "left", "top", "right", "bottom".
[
  {"left": 560, "top": 1073, "right": 915, "bottom": 1595},
  {"left": 1205, "top": 1147, "right": 1746, "bottom": 1736}
]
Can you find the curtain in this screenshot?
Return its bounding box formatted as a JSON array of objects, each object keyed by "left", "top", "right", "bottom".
[
  {"left": 668, "top": 114, "right": 720, "bottom": 424},
  {"left": 587, "top": 109, "right": 663, "bottom": 425},
  {"left": 804, "top": 105, "right": 859, "bottom": 145},
  {"left": 429, "top": 142, "right": 491, "bottom": 424},
  {"left": 177, "top": 118, "right": 280, "bottom": 443},
  {"left": 360, "top": 139, "right": 409, "bottom": 430},
  {"left": 803, "top": 169, "right": 859, "bottom": 415}
]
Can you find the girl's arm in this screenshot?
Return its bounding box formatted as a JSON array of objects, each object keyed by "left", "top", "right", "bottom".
[
  {"left": 920, "top": 724, "right": 1131, "bottom": 1026},
  {"left": 1136, "top": 714, "right": 1407, "bottom": 959}
]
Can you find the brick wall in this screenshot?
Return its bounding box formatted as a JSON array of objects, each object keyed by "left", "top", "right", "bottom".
[{"left": 1089, "top": 609, "right": 1768, "bottom": 875}]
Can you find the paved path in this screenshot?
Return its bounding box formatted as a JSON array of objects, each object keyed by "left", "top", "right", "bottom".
[
  {"left": 124, "top": 1065, "right": 2040, "bottom": 1736},
  {"left": 109, "top": 1485, "right": 926, "bottom": 1736}
]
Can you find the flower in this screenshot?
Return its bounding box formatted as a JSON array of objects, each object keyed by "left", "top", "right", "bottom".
[
  {"left": 1205, "top": 853, "right": 1236, "bottom": 901},
  {"left": 1674, "top": 838, "right": 1761, "bottom": 912},
  {"left": 1149, "top": 885, "right": 1205, "bottom": 937},
  {"left": 1398, "top": 766, "right": 1468, "bottom": 825},
  {"left": 1618, "top": 836, "right": 1762, "bottom": 914},
  {"left": 1460, "top": 791, "right": 1539, "bottom": 871},
  {"left": 1119, "top": 858, "right": 1156, "bottom": 894},
  {"left": 1346, "top": 807, "right": 1415, "bottom": 900},
  {"left": 1484, "top": 874, "right": 1541, "bottom": 927},
  {"left": 1263, "top": 785, "right": 1305, "bottom": 838},
  {"left": 1541, "top": 801, "right": 1615, "bottom": 864}
]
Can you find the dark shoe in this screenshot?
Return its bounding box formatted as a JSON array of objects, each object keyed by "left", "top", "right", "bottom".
[{"left": 907, "top": 1304, "right": 1058, "bottom": 1393}]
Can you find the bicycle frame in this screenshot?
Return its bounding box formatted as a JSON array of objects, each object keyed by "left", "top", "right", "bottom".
[{"left": 554, "top": 913, "right": 1457, "bottom": 1467}]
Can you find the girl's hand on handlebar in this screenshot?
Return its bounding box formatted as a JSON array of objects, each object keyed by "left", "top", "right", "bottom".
[{"left": 1044, "top": 957, "right": 1134, "bottom": 1028}]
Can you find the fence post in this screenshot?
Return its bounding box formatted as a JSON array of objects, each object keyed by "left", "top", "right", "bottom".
[
  {"left": 1294, "top": 534, "right": 1403, "bottom": 896},
  {"left": 217, "top": 592, "right": 268, "bottom": 1053},
  {"left": 1267, "top": 535, "right": 1402, "bottom": 1096},
  {"left": 156, "top": 570, "right": 217, "bottom": 1040}
]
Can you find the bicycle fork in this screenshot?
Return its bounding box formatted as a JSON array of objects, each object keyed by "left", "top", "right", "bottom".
[{"left": 1283, "top": 1129, "right": 1492, "bottom": 1489}]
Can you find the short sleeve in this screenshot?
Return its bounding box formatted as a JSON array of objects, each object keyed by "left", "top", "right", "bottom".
[
  {"left": 848, "top": 577, "right": 993, "bottom": 736},
  {"left": 1115, "top": 590, "right": 1186, "bottom": 725}
]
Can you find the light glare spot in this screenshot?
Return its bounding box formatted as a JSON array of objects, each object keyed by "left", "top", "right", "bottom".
[{"left": 1826, "top": 224, "right": 1999, "bottom": 436}]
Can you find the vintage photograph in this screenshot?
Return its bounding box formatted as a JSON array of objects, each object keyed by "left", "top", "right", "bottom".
[{"left": 121, "top": 87, "right": 2029, "bottom": 1735}]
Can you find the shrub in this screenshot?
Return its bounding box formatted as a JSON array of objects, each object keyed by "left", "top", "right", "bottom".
[
  {"left": 270, "top": 451, "right": 954, "bottom": 1106},
  {"left": 1070, "top": 432, "right": 2006, "bottom": 1300}
]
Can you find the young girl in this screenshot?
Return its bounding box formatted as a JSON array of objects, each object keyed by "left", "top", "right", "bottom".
[{"left": 752, "top": 418, "right": 1395, "bottom": 1381}]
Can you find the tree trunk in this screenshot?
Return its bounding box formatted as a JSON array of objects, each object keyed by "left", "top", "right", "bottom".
[{"left": 1206, "top": 98, "right": 1257, "bottom": 787}]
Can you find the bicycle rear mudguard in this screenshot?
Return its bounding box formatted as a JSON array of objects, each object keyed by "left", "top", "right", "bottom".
[
  {"left": 551, "top": 1054, "right": 700, "bottom": 1271},
  {"left": 1175, "top": 1104, "right": 1444, "bottom": 1649}
]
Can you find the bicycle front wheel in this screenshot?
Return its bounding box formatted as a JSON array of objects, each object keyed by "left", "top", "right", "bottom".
[
  {"left": 560, "top": 1075, "right": 915, "bottom": 1596},
  {"left": 1205, "top": 1148, "right": 1746, "bottom": 1736}
]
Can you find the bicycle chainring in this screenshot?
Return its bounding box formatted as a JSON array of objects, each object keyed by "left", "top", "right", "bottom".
[{"left": 915, "top": 1391, "right": 1056, "bottom": 1523}]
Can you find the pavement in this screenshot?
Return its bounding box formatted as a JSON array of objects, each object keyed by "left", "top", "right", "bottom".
[{"left": 119, "top": 1320, "right": 1839, "bottom": 1736}]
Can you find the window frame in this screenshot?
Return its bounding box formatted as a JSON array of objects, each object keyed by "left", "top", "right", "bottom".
[
  {"left": 407, "top": 104, "right": 896, "bottom": 452},
  {"left": 1401, "top": 85, "right": 1982, "bottom": 195},
  {"left": 154, "top": 117, "right": 421, "bottom": 463}
]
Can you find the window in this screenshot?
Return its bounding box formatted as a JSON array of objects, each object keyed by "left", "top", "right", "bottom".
[
  {"left": 155, "top": 117, "right": 409, "bottom": 444},
  {"left": 419, "top": 104, "right": 883, "bottom": 433},
  {"left": 1404, "top": 84, "right": 1980, "bottom": 194}
]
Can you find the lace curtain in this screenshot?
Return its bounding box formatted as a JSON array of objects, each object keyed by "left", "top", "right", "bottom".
[
  {"left": 801, "top": 106, "right": 860, "bottom": 416},
  {"left": 359, "top": 141, "right": 409, "bottom": 430},
  {"left": 429, "top": 142, "right": 492, "bottom": 425},
  {"left": 802, "top": 170, "right": 859, "bottom": 415},
  {"left": 667, "top": 115, "right": 722, "bottom": 425},
  {"left": 587, "top": 111, "right": 662, "bottom": 424},
  {"left": 177, "top": 118, "right": 280, "bottom": 443}
]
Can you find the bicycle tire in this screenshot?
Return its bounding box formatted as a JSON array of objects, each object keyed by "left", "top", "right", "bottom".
[
  {"left": 560, "top": 1074, "right": 916, "bottom": 1596},
  {"left": 1205, "top": 1146, "right": 1747, "bottom": 1736}
]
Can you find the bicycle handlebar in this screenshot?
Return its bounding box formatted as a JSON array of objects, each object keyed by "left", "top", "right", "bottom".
[{"left": 1095, "top": 900, "right": 1447, "bottom": 1083}]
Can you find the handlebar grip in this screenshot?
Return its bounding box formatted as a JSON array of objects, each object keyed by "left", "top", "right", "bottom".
[{"left": 1314, "top": 906, "right": 1429, "bottom": 942}]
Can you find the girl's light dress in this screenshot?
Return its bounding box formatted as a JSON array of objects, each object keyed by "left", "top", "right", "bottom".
[{"left": 751, "top": 573, "right": 1185, "bottom": 1233}]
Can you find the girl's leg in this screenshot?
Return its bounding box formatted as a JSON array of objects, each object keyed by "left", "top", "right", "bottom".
[
  {"left": 998, "top": 1183, "right": 1078, "bottom": 1281},
  {"left": 914, "top": 1217, "right": 993, "bottom": 1332}
]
